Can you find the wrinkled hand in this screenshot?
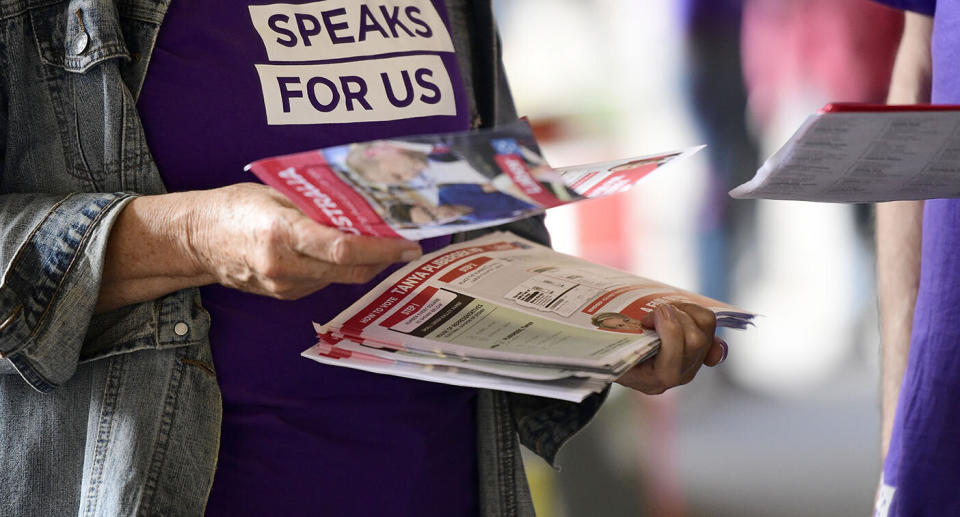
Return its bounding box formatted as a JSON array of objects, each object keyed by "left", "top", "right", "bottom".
[
  {"left": 616, "top": 303, "right": 728, "bottom": 395},
  {"left": 186, "top": 183, "right": 422, "bottom": 299}
]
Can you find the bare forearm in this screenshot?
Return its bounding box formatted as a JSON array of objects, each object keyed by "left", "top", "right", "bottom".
[
  {"left": 96, "top": 192, "right": 214, "bottom": 313},
  {"left": 876, "top": 10, "right": 933, "bottom": 459},
  {"left": 94, "top": 183, "right": 423, "bottom": 313},
  {"left": 876, "top": 201, "right": 923, "bottom": 457},
  {"left": 886, "top": 12, "right": 933, "bottom": 106}
]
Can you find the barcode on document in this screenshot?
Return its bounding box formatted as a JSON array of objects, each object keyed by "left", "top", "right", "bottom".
[{"left": 511, "top": 289, "right": 553, "bottom": 307}]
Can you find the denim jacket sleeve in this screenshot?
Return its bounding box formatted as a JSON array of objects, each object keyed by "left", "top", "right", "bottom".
[
  {"left": 0, "top": 192, "right": 132, "bottom": 391},
  {"left": 0, "top": 198, "right": 212, "bottom": 395},
  {"left": 0, "top": 0, "right": 210, "bottom": 392}
]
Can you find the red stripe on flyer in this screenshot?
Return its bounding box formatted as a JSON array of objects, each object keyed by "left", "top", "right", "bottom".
[
  {"left": 341, "top": 242, "right": 521, "bottom": 332},
  {"left": 582, "top": 164, "right": 657, "bottom": 198},
  {"left": 248, "top": 151, "right": 401, "bottom": 238},
  {"left": 568, "top": 170, "right": 600, "bottom": 191},
  {"left": 494, "top": 155, "right": 565, "bottom": 208},
  {"left": 313, "top": 340, "right": 352, "bottom": 359},
  {"left": 318, "top": 333, "right": 344, "bottom": 345},
  {"left": 582, "top": 285, "right": 649, "bottom": 315},
  {"left": 820, "top": 103, "right": 960, "bottom": 113},
  {"left": 438, "top": 256, "right": 493, "bottom": 283},
  {"left": 379, "top": 286, "right": 439, "bottom": 328}
]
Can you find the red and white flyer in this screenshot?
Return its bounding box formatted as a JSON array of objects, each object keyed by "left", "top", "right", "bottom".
[
  {"left": 304, "top": 232, "right": 755, "bottom": 401},
  {"left": 246, "top": 119, "right": 701, "bottom": 240}
]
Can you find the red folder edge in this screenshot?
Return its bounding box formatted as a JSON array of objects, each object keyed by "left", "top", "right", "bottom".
[{"left": 820, "top": 102, "right": 960, "bottom": 113}]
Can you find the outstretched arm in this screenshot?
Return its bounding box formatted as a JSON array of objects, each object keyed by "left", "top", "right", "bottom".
[{"left": 875, "top": 10, "right": 933, "bottom": 459}]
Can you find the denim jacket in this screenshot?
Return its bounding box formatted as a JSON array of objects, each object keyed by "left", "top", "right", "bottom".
[{"left": 0, "top": 0, "right": 604, "bottom": 514}]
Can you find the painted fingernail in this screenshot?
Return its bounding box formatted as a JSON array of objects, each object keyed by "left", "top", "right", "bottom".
[
  {"left": 717, "top": 337, "right": 729, "bottom": 364},
  {"left": 401, "top": 248, "right": 422, "bottom": 262}
]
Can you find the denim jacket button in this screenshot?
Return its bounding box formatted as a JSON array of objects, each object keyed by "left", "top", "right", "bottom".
[
  {"left": 72, "top": 9, "right": 89, "bottom": 55},
  {"left": 174, "top": 322, "right": 189, "bottom": 336},
  {"left": 73, "top": 31, "right": 89, "bottom": 55}
]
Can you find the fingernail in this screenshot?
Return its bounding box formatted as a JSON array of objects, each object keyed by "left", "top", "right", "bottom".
[
  {"left": 640, "top": 311, "right": 656, "bottom": 327},
  {"left": 401, "top": 248, "right": 422, "bottom": 262},
  {"left": 656, "top": 304, "right": 676, "bottom": 322},
  {"left": 717, "top": 337, "right": 729, "bottom": 364}
]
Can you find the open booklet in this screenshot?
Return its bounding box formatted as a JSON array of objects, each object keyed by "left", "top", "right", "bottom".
[
  {"left": 730, "top": 103, "right": 960, "bottom": 202},
  {"left": 246, "top": 119, "right": 701, "bottom": 240},
  {"left": 306, "top": 232, "right": 756, "bottom": 402}
]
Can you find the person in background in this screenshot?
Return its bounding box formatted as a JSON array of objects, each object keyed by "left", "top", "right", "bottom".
[
  {"left": 679, "top": 0, "right": 758, "bottom": 303},
  {"left": 741, "top": 0, "right": 902, "bottom": 241},
  {"left": 873, "top": 3, "right": 960, "bottom": 515},
  {"left": 0, "top": 1, "right": 727, "bottom": 515}
]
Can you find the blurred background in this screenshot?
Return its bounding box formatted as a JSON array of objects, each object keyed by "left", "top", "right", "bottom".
[{"left": 490, "top": 0, "right": 904, "bottom": 515}]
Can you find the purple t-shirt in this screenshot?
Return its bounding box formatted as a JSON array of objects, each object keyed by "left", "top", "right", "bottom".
[
  {"left": 137, "top": 1, "right": 479, "bottom": 515},
  {"left": 873, "top": 2, "right": 960, "bottom": 515}
]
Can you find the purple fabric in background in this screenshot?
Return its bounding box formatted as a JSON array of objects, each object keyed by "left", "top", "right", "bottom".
[
  {"left": 677, "top": 0, "right": 743, "bottom": 31},
  {"left": 885, "top": 200, "right": 960, "bottom": 514},
  {"left": 876, "top": 1, "right": 960, "bottom": 515},
  {"left": 137, "top": 1, "right": 478, "bottom": 515},
  {"left": 872, "top": 0, "right": 936, "bottom": 16}
]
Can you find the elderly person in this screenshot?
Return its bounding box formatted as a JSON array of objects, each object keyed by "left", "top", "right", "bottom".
[{"left": 0, "top": 1, "right": 724, "bottom": 515}]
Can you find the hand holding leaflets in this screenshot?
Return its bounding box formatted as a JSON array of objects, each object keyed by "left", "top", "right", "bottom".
[
  {"left": 306, "top": 232, "right": 754, "bottom": 402},
  {"left": 612, "top": 303, "right": 727, "bottom": 395},
  {"left": 244, "top": 121, "right": 753, "bottom": 401}
]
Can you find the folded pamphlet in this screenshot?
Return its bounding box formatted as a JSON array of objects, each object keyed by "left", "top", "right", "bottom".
[
  {"left": 731, "top": 103, "right": 960, "bottom": 202},
  {"left": 246, "top": 119, "right": 702, "bottom": 239}
]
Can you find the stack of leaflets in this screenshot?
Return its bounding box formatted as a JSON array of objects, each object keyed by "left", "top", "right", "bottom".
[
  {"left": 307, "top": 232, "right": 755, "bottom": 402},
  {"left": 245, "top": 120, "right": 754, "bottom": 401}
]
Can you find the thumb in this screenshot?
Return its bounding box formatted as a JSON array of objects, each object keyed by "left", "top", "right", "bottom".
[{"left": 290, "top": 215, "right": 422, "bottom": 264}]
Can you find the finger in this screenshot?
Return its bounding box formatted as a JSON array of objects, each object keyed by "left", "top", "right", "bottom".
[
  {"left": 253, "top": 241, "right": 392, "bottom": 291},
  {"left": 703, "top": 336, "right": 728, "bottom": 367},
  {"left": 258, "top": 263, "right": 392, "bottom": 299},
  {"left": 283, "top": 254, "right": 392, "bottom": 286},
  {"left": 673, "top": 302, "right": 717, "bottom": 336},
  {"left": 615, "top": 365, "right": 665, "bottom": 395},
  {"left": 270, "top": 266, "right": 396, "bottom": 298},
  {"left": 289, "top": 214, "right": 422, "bottom": 264},
  {"left": 650, "top": 304, "right": 686, "bottom": 385},
  {"left": 641, "top": 309, "right": 656, "bottom": 328},
  {"left": 672, "top": 308, "right": 711, "bottom": 379},
  {"left": 328, "top": 262, "right": 395, "bottom": 284}
]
